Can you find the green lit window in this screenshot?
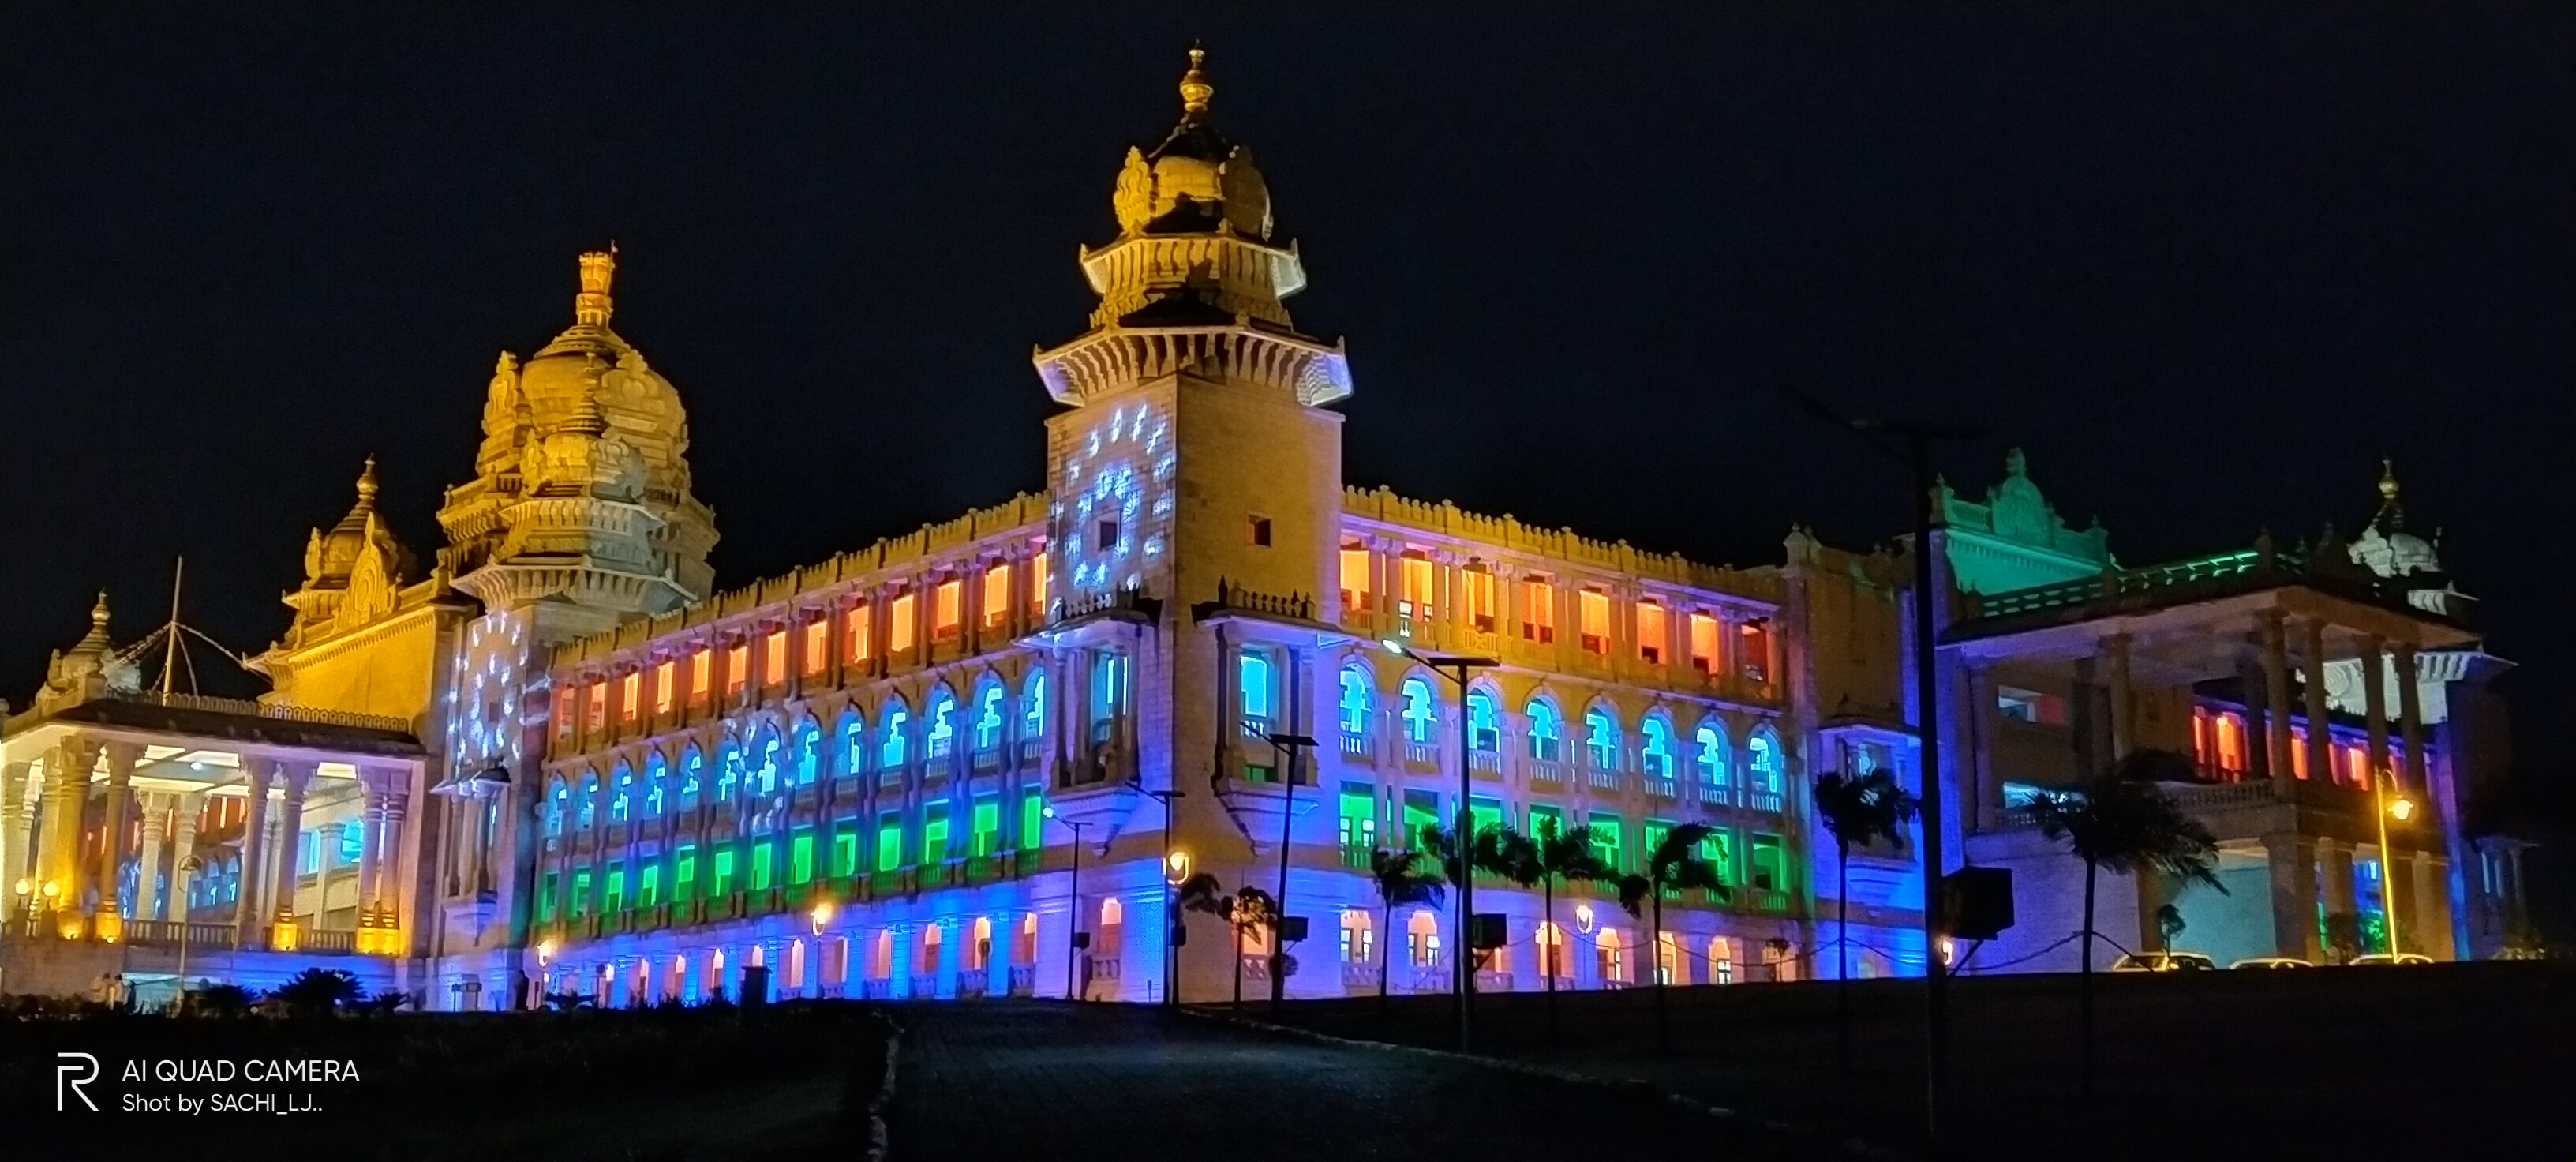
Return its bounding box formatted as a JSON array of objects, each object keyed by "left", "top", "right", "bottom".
[
  {"left": 751, "top": 840, "right": 775, "bottom": 891},
  {"left": 571, "top": 868, "right": 592, "bottom": 916},
  {"left": 675, "top": 847, "right": 697, "bottom": 900},
  {"left": 1750, "top": 833, "right": 1785, "bottom": 891},
  {"left": 972, "top": 798, "right": 999, "bottom": 857},
  {"left": 1589, "top": 814, "right": 1623, "bottom": 872},
  {"left": 1529, "top": 804, "right": 1564, "bottom": 841},
  {"left": 876, "top": 819, "right": 903, "bottom": 872},
  {"left": 1698, "top": 829, "right": 1735, "bottom": 881},
  {"left": 640, "top": 863, "right": 661, "bottom": 908},
  {"left": 538, "top": 871, "right": 560, "bottom": 921},
  {"left": 604, "top": 862, "right": 626, "bottom": 912},
  {"left": 1339, "top": 783, "right": 1377, "bottom": 849},
  {"left": 831, "top": 831, "right": 859, "bottom": 878},
  {"left": 923, "top": 803, "right": 951, "bottom": 865},
  {"left": 1469, "top": 797, "right": 1504, "bottom": 839},
  {"left": 1020, "top": 795, "right": 1043, "bottom": 852},
  {"left": 712, "top": 849, "right": 736, "bottom": 898},
  {"left": 1402, "top": 789, "right": 1440, "bottom": 850},
  {"left": 1645, "top": 821, "right": 1671, "bottom": 860},
  {"left": 791, "top": 831, "right": 816, "bottom": 884}
]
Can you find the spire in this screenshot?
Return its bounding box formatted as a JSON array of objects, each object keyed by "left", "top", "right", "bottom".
[
  {"left": 1178, "top": 43, "right": 1213, "bottom": 122},
  {"left": 574, "top": 244, "right": 616, "bottom": 328},
  {"left": 2375, "top": 457, "right": 2406, "bottom": 530},
  {"left": 73, "top": 591, "right": 112, "bottom": 658},
  {"left": 354, "top": 455, "right": 380, "bottom": 508}
]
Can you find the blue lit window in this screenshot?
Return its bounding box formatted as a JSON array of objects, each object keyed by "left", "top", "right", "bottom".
[
  {"left": 841, "top": 711, "right": 867, "bottom": 774},
  {"left": 1694, "top": 721, "right": 1730, "bottom": 786},
  {"left": 716, "top": 744, "right": 741, "bottom": 800},
  {"left": 882, "top": 698, "right": 912, "bottom": 768},
  {"left": 1749, "top": 728, "right": 1782, "bottom": 793},
  {"left": 1527, "top": 699, "right": 1562, "bottom": 761},
  {"left": 1586, "top": 707, "right": 1620, "bottom": 770},
  {"left": 339, "top": 823, "right": 365, "bottom": 864},
  {"left": 974, "top": 684, "right": 1005, "bottom": 752},
  {"left": 545, "top": 780, "right": 567, "bottom": 837},
  {"left": 1240, "top": 652, "right": 1275, "bottom": 724},
  {"left": 1023, "top": 671, "right": 1046, "bottom": 740},
  {"left": 1466, "top": 690, "right": 1500, "bottom": 753},
  {"left": 611, "top": 767, "right": 632, "bottom": 823},
  {"left": 796, "top": 723, "right": 822, "bottom": 785},
  {"left": 1401, "top": 677, "right": 1437, "bottom": 743},
  {"left": 645, "top": 755, "right": 668, "bottom": 816},
  {"left": 927, "top": 688, "right": 958, "bottom": 759},
  {"left": 299, "top": 831, "right": 319, "bottom": 874},
  {"left": 1641, "top": 715, "right": 1674, "bottom": 778},
  {"left": 1339, "top": 668, "right": 1373, "bottom": 737},
  {"left": 2001, "top": 782, "right": 2047, "bottom": 809},
  {"left": 679, "top": 748, "right": 703, "bottom": 808},
  {"left": 754, "top": 737, "right": 780, "bottom": 795},
  {"left": 575, "top": 774, "right": 598, "bottom": 830}
]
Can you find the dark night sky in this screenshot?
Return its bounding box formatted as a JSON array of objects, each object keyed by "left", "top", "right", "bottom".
[{"left": 4, "top": 6, "right": 2569, "bottom": 796}]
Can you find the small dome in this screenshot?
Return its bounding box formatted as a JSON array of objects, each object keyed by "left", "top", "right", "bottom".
[
  {"left": 2348, "top": 459, "right": 2443, "bottom": 579},
  {"left": 307, "top": 459, "right": 412, "bottom": 587}
]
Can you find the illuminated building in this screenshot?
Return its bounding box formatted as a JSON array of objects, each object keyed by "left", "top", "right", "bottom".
[{"left": 0, "top": 50, "right": 2524, "bottom": 1005}]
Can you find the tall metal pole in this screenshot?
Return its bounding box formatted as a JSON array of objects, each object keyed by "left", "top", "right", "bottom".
[
  {"left": 2373, "top": 767, "right": 2402, "bottom": 958},
  {"left": 1061, "top": 818, "right": 1084, "bottom": 1001},
  {"left": 1908, "top": 437, "right": 1949, "bottom": 1151},
  {"left": 160, "top": 557, "right": 185, "bottom": 699},
  {"left": 1452, "top": 660, "right": 1473, "bottom": 1051}
]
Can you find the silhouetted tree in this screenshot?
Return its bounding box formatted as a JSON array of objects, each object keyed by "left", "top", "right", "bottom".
[
  {"left": 274, "top": 967, "right": 365, "bottom": 1017},
  {"left": 1366, "top": 846, "right": 1445, "bottom": 1017},
  {"left": 1812, "top": 767, "right": 1919, "bottom": 1072},
  {"left": 1616, "top": 822, "right": 1727, "bottom": 1054}
]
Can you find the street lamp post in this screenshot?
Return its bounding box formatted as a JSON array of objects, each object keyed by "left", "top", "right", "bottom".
[
  {"left": 174, "top": 855, "right": 204, "bottom": 1008},
  {"left": 2372, "top": 767, "right": 2416, "bottom": 958},
  {"left": 808, "top": 901, "right": 836, "bottom": 999},
  {"left": 1260, "top": 731, "right": 1320, "bottom": 1013},
  {"left": 1383, "top": 639, "right": 1498, "bottom": 1053},
  {"left": 1042, "top": 804, "right": 1095, "bottom": 1001},
  {"left": 1133, "top": 780, "right": 1189, "bottom": 1005}
]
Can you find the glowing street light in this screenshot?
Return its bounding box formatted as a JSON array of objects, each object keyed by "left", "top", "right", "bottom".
[
  {"left": 1131, "top": 777, "right": 1189, "bottom": 1006},
  {"left": 809, "top": 900, "right": 837, "bottom": 936},
  {"left": 1381, "top": 637, "right": 1498, "bottom": 1053},
  {"left": 2372, "top": 766, "right": 2413, "bottom": 958}
]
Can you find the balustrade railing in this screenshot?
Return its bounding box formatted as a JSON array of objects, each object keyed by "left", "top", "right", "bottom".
[
  {"left": 1402, "top": 741, "right": 1440, "bottom": 769},
  {"left": 908, "top": 973, "right": 941, "bottom": 998},
  {"left": 1008, "top": 965, "right": 1035, "bottom": 995}
]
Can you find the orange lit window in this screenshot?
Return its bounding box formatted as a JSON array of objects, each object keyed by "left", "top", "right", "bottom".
[
  {"left": 2290, "top": 726, "right": 2309, "bottom": 779},
  {"left": 1738, "top": 621, "right": 1772, "bottom": 681},
  {"left": 1636, "top": 601, "right": 1667, "bottom": 665},
  {"left": 653, "top": 660, "right": 676, "bottom": 714},
  {"left": 1400, "top": 556, "right": 1434, "bottom": 613},
  {"left": 1339, "top": 545, "right": 1372, "bottom": 612},
  {"left": 1688, "top": 613, "right": 1719, "bottom": 673},
  {"left": 1462, "top": 567, "right": 1496, "bottom": 632},
  {"left": 1522, "top": 579, "right": 1556, "bottom": 643},
  {"left": 583, "top": 680, "right": 606, "bottom": 731},
  {"left": 2214, "top": 714, "right": 2243, "bottom": 774},
  {"left": 726, "top": 644, "right": 748, "bottom": 695},
  {"left": 846, "top": 603, "right": 874, "bottom": 662},
  {"left": 890, "top": 593, "right": 917, "bottom": 652},
  {"left": 689, "top": 648, "right": 711, "bottom": 704},
  {"left": 803, "top": 618, "right": 829, "bottom": 675},
  {"left": 555, "top": 686, "right": 578, "bottom": 740},
  {"left": 1578, "top": 590, "right": 1611, "bottom": 654},
  {"left": 619, "top": 672, "right": 640, "bottom": 721},
  {"left": 2344, "top": 742, "right": 2368, "bottom": 789},
  {"left": 763, "top": 630, "right": 788, "bottom": 686},
  {"left": 934, "top": 579, "right": 963, "bottom": 639},
  {"left": 1029, "top": 552, "right": 1050, "bottom": 615},
  {"left": 983, "top": 563, "right": 1010, "bottom": 628},
  {"left": 2192, "top": 707, "right": 2213, "bottom": 768}
]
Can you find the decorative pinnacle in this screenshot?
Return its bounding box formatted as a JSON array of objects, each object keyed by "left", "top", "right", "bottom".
[
  {"left": 1178, "top": 43, "right": 1213, "bottom": 119},
  {"left": 575, "top": 246, "right": 617, "bottom": 327},
  {"left": 355, "top": 456, "right": 380, "bottom": 504},
  {"left": 2378, "top": 457, "right": 2400, "bottom": 502},
  {"left": 90, "top": 590, "right": 110, "bottom": 629}
]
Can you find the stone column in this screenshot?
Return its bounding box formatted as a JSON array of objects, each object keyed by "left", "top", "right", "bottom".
[
  {"left": 1965, "top": 665, "right": 1998, "bottom": 834},
  {"left": 37, "top": 737, "right": 102, "bottom": 915},
  {"left": 2301, "top": 619, "right": 2333, "bottom": 785},
  {"left": 2260, "top": 613, "right": 2294, "bottom": 787},
  {"left": 2394, "top": 644, "right": 2427, "bottom": 799},
  {"left": 0, "top": 761, "right": 29, "bottom": 893},
  {"left": 135, "top": 793, "right": 168, "bottom": 924},
  {"left": 2416, "top": 855, "right": 2454, "bottom": 961},
  {"left": 356, "top": 784, "right": 386, "bottom": 919},
  {"left": 271, "top": 763, "right": 314, "bottom": 930},
  {"left": 2102, "top": 633, "right": 2133, "bottom": 760},
  {"left": 2238, "top": 644, "right": 2273, "bottom": 785},
  {"left": 2262, "top": 834, "right": 2323, "bottom": 961},
  {"left": 169, "top": 794, "right": 201, "bottom": 921},
  {"left": 234, "top": 759, "right": 275, "bottom": 946},
  {"left": 380, "top": 789, "right": 410, "bottom": 949},
  {"left": 2361, "top": 635, "right": 2391, "bottom": 785},
  {"left": 317, "top": 820, "right": 343, "bottom": 928},
  {"left": 92, "top": 741, "right": 140, "bottom": 926}
]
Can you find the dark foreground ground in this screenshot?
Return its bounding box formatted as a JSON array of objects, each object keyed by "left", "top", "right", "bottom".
[{"left": 1249, "top": 960, "right": 2576, "bottom": 1161}]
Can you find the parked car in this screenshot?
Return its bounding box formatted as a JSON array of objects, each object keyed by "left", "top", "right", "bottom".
[
  {"left": 2110, "top": 952, "right": 2217, "bottom": 973},
  {"left": 2349, "top": 953, "right": 2434, "bottom": 966},
  {"left": 2230, "top": 957, "right": 2314, "bottom": 969}
]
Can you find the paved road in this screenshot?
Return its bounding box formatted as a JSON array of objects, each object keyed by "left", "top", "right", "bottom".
[{"left": 889, "top": 1002, "right": 1872, "bottom": 1162}]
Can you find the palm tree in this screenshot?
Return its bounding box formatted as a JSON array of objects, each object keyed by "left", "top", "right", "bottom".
[
  {"left": 1229, "top": 887, "right": 1278, "bottom": 1009},
  {"left": 1366, "top": 845, "right": 1446, "bottom": 1017},
  {"left": 2022, "top": 750, "right": 2226, "bottom": 1096},
  {"left": 274, "top": 967, "right": 366, "bottom": 1017},
  {"left": 1528, "top": 817, "right": 1608, "bottom": 1040},
  {"left": 1811, "top": 767, "right": 1919, "bottom": 1072},
  {"left": 1177, "top": 872, "right": 1264, "bottom": 1009},
  {"left": 1615, "top": 822, "right": 1727, "bottom": 1054}
]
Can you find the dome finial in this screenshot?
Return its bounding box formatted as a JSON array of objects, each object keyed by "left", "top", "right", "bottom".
[
  {"left": 575, "top": 246, "right": 616, "bottom": 327},
  {"left": 2378, "top": 456, "right": 2399, "bottom": 503},
  {"left": 355, "top": 455, "right": 380, "bottom": 504},
  {"left": 1178, "top": 43, "right": 1213, "bottom": 120},
  {"left": 90, "top": 590, "right": 110, "bottom": 629}
]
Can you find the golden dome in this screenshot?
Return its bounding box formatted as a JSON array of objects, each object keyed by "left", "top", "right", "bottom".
[
  {"left": 507, "top": 249, "right": 696, "bottom": 497},
  {"left": 306, "top": 458, "right": 412, "bottom": 587}
]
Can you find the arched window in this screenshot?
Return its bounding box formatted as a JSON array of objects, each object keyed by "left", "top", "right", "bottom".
[
  {"left": 575, "top": 773, "right": 599, "bottom": 830},
  {"left": 881, "top": 696, "right": 912, "bottom": 768},
  {"left": 794, "top": 720, "right": 822, "bottom": 785},
  {"left": 1640, "top": 714, "right": 1674, "bottom": 778},
  {"left": 1400, "top": 677, "right": 1437, "bottom": 743},
  {"left": 679, "top": 747, "right": 703, "bottom": 809},
  {"left": 1338, "top": 667, "right": 1373, "bottom": 737},
  {"left": 1537, "top": 920, "right": 1568, "bottom": 982},
  {"left": 1466, "top": 689, "right": 1500, "bottom": 753},
  {"left": 610, "top": 764, "right": 633, "bottom": 823},
  {"left": 926, "top": 687, "right": 958, "bottom": 759},
  {"left": 1526, "top": 698, "right": 1562, "bottom": 761},
  {"left": 1597, "top": 927, "right": 1627, "bottom": 983},
  {"left": 839, "top": 709, "right": 867, "bottom": 774},
  {"left": 643, "top": 753, "right": 667, "bottom": 817},
  {"left": 545, "top": 778, "right": 568, "bottom": 837},
  {"left": 1694, "top": 720, "right": 1731, "bottom": 786},
  {"left": 1407, "top": 909, "right": 1443, "bottom": 968},
  {"left": 715, "top": 743, "right": 742, "bottom": 800},
  {"left": 1022, "top": 670, "right": 1046, "bottom": 741},
  {"left": 1709, "top": 935, "right": 1738, "bottom": 985},
  {"left": 1340, "top": 909, "right": 1375, "bottom": 965},
  {"left": 1586, "top": 705, "right": 1620, "bottom": 770},
  {"left": 1240, "top": 650, "right": 1275, "bottom": 725},
  {"left": 753, "top": 733, "right": 781, "bottom": 795},
  {"left": 1749, "top": 726, "right": 1783, "bottom": 793},
  {"left": 968, "top": 680, "right": 999, "bottom": 757}
]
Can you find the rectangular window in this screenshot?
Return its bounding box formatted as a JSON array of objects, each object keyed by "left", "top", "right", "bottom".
[
  {"left": 764, "top": 630, "right": 788, "bottom": 686},
  {"left": 1339, "top": 545, "right": 1372, "bottom": 612},
  {"left": 846, "top": 602, "right": 874, "bottom": 663},
  {"left": 1247, "top": 516, "right": 1272, "bottom": 546},
  {"left": 1096, "top": 519, "right": 1119, "bottom": 551},
  {"left": 571, "top": 868, "right": 592, "bottom": 916},
  {"left": 876, "top": 819, "right": 904, "bottom": 872},
  {"left": 639, "top": 863, "right": 661, "bottom": 909},
  {"left": 653, "top": 659, "right": 676, "bottom": 714},
  {"left": 339, "top": 824, "right": 365, "bottom": 864},
  {"left": 1636, "top": 601, "right": 1667, "bottom": 665},
  {"left": 1998, "top": 687, "right": 2065, "bottom": 725},
  {"left": 1529, "top": 804, "right": 1564, "bottom": 842},
  {"left": 790, "top": 830, "right": 815, "bottom": 885},
  {"left": 934, "top": 579, "right": 963, "bottom": 639},
  {"left": 299, "top": 831, "right": 319, "bottom": 874},
  {"left": 1463, "top": 568, "right": 1496, "bottom": 632},
  {"left": 1578, "top": 590, "right": 1611, "bottom": 654},
  {"left": 1339, "top": 783, "right": 1378, "bottom": 851},
  {"left": 890, "top": 593, "right": 917, "bottom": 652},
  {"left": 972, "top": 797, "right": 1000, "bottom": 857},
  {"left": 604, "top": 862, "right": 626, "bottom": 912},
  {"left": 586, "top": 681, "right": 608, "bottom": 730},
  {"left": 1589, "top": 814, "right": 1623, "bottom": 872},
  {"left": 803, "top": 618, "right": 829, "bottom": 674},
  {"left": 538, "top": 872, "right": 560, "bottom": 920},
  {"left": 1522, "top": 579, "right": 1555, "bottom": 642},
  {"left": 1739, "top": 620, "right": 1773, "bottom": 682},
  {"left": 831, "top": 831, "right": 859, "bottom": 878},
  {"left": 689, "top": 649, "right": 711, "bottom": 704},
  {"left": 1469, "top": 796, "right": 1505, "bottom": 839},
  {"left": 674, "top": 847, "right": 697, "bottom": 900},
  {"left": 2001, "top": 782, "right": 2049, "bottom": 809},
  {"left": 1400, "top": 555, "right": 1434, "bottom": 615},
  {"left": 1750, "top": 833, "right": 1786, "bottom": 892},
  {"left": 725, "top": 644, "right": 748, "bottom": 695},
  {"left": 1402, "top": 789, "right": 1441, "bottom": 851},
  {"left": 1029, "top": 551, "right": 1050, "bottom": 615},
  {"left": 555, "top": 686, "right": 577, "bottom": 740},
  {"left": 1688, "top": 613, "right": 1719, "bottom": 673},
  {"left": 923, "top": 803, "right": 951, "bottom": 865},
  {"left": 751, "top": 840, "right": 775, "bottom": 891},
  {"left": 620, "top": 672, "right": 641, "bottom": 721},
  {"left": 1021, "top": 794, "right": 1044, "bottom": 852},
  {"left": 711, "top": 849, "right": 736, "bottom": 898},
  {"left": 983, "top": 563, "right": 1011, "bottom": 628}
]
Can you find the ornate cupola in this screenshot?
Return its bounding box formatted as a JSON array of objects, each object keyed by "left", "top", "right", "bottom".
[
  {"left": 1034, "top": 47, "right": 1354, "bottom": 408},
  {"left": 436, "top": 248, "right": 718, "bottom": 623},
  {"left": 284, "top": 458, "right": 417, "bottom": 635},
  {"left": 2347, "top": 459, "right": 2458, "bottom": 615}
]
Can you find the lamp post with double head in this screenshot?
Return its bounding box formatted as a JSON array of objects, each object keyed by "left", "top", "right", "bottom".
[
  {"left": 1258, "top": 731, "right": 1320, "bottom": 1012},
  {"left": 1042, "top": 804, "right": 1095, "bottom": 1000},
  {"left": 1381, "top": 639, "right": 1498, "bottom": 1052}
]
